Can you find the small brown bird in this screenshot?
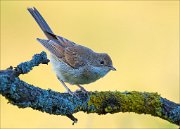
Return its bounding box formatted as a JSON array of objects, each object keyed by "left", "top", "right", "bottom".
[{"left": 27, "top": 7, "right": 116, "bottom": 96}]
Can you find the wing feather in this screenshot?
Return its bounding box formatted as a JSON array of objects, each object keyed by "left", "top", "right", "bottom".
[
  {"left": 37, "top": 38, "right": 94, "bottom": 69},
  {"left": 64, "top": 46, "right": 85, "bottom": 68},
  {"left": 45, "top": 32, "right": 75, "bottom": 47},
  {"left": 37, "top": 38, "right": 64, "bottom": 58}
]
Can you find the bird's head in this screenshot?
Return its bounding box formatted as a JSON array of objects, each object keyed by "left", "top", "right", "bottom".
[{"left": 94, "top": 53, "right": 116, "bottom": 71}]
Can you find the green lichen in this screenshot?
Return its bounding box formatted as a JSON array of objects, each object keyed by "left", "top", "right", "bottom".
[
  {"left": 87, "top": 91, "right": 162, "bottom": 117},
  {"left": 87, "top": 91, "right": 121, "bottom": 114}
]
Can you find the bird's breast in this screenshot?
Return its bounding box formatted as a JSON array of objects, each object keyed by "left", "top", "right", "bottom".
[{"left": 50, "top": 54, "right": 110, "bottom": 85}]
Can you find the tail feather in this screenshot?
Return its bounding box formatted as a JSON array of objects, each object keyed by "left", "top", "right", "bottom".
[
  {"left": 28, "top": 7, "right": 76, "bottom": 50},
  {"left": 27, "top": 7, "right": 54, "bottom": 39}
]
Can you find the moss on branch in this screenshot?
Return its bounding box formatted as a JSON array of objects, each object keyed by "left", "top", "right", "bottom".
[
  {"left": 87, "top": 91, "right": 162, "bottom": 116},
  {"left": 0, "top": 51, "right": 179, "bottom": 126}
]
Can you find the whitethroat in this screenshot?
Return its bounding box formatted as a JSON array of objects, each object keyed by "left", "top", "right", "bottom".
[{"left": 27, "top": 7, "right": 116, "bottom": 96}]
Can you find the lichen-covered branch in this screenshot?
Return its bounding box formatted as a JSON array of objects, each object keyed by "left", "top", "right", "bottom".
[{"left": 0, "top": 52, "right": 179, "bottom": 126}]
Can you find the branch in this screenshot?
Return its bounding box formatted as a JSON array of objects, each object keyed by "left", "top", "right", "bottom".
[{"left": 0, "top": 52, "right": 179, "bottom": 126}]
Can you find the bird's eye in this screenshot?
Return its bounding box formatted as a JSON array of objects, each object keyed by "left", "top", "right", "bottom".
[{"left": 100, "top": 60, "right": 104, "bottom": 65}]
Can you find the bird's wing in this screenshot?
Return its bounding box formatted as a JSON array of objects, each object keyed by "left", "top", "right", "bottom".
[
  {"left": 45, "top": 31, "right": 76, "bottom": 47},
  {"left": 37, "top": 38, "right": 87, "bottom": 68},
  {"left": 64, "top": 46, "right": 86, "bottom": 68},
  {"left": 37, "top": 38, "right": 64, "bottom": 58}
]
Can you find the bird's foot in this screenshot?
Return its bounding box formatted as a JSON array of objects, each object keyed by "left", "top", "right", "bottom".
[
  {"left": 80, "top": 87, "right": 88, "bottom": 94},
  {"left": 76, "top": 85, "right": 88, "bottom": 94},
  {"left": 66, "top": 89, "right": 79, "bottom": 98},
  {"left": 75, "top": 88, "right": 88, "bottom": 95}
]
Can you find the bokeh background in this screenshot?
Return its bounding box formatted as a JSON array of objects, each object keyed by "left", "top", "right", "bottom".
[{"left": 0, "top": 1, "right": 179, "bottom": 128}]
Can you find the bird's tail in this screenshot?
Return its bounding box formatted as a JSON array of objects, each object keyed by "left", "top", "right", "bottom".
[{"left": 27, "top": 7, "right": 55, "bottom": 40}]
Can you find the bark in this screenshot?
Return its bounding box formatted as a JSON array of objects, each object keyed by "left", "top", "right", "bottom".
[{"left": 0, "top": 51, "right": 179, "bottom": 126}]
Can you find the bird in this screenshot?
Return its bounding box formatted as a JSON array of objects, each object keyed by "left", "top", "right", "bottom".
[{"left": 27, "top": 7, "right": 116, "bottom": 96}]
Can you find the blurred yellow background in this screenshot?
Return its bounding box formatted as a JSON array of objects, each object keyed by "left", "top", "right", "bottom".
[{"left": 0, "top": 1, "right": 179, "bottom": 128}]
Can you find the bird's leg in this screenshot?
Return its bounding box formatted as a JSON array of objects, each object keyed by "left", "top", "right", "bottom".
[
  {"left": 57, "top": 76, "right": 77, "bottom": 97},
  {"left": 76, "top": 84, "right": 88, "bottom": 93}
]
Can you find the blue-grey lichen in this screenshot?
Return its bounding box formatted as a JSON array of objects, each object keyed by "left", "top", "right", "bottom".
[
  {"left": 0, "top": 51, "right": 179, "bottom": 126},
  {"left": 0, "top": 73, "right": 89, "bottom": 115},
  {"left": 15, "top": 51, "right": 49, "bottom": 74}
]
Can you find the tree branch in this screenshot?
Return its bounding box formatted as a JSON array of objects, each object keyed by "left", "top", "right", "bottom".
[{"left": 0, "top": 51, "right": 179, "bottom": 126}]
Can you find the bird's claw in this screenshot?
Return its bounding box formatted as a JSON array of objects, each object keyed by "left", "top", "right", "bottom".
[
  {"left": 66, "top": 89, "right": 79, "bottom": 98},
  {"left": 75, "top": 88, "right": 89, "bottom": 99},
  {"left": 75, "top": 88, "right": 88, "bottom": 94}
]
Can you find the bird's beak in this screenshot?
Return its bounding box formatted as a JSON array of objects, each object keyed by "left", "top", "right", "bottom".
[{"left": 109, "top": 66, "right": 116, "bottom": 71}]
